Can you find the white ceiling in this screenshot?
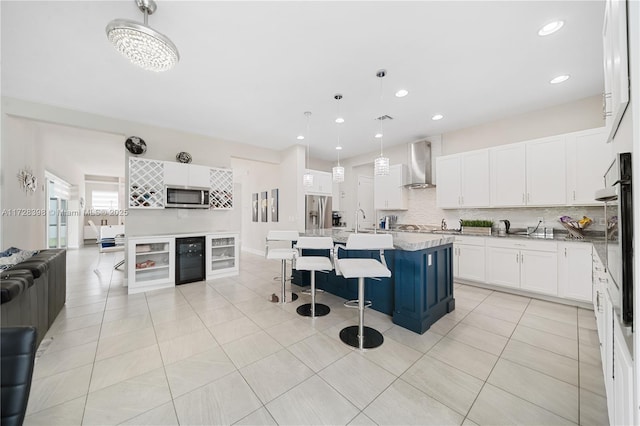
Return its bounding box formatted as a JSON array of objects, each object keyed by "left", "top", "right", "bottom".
[{"left": 1, "top": 1, "right": 605, "bottom": 162}]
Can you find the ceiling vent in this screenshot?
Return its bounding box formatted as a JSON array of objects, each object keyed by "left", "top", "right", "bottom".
[{"left": 375, "top": 115, "right": 394, "bottom": 121}]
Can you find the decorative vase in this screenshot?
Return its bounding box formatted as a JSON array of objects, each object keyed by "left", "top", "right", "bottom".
[{"left": 176, "top": 152, "right": 192, "bottom": 163}]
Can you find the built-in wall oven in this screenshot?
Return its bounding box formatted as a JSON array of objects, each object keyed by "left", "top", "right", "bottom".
[
  {"left": 595, "top": 152, "right": 633, "bottom": 328},
  {"left": 175, "top": 236, "right": 205, "bottom": 285}
]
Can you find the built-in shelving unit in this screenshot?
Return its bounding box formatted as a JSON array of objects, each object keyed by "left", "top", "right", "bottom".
[
  {"left": 210, "top": 168, "right": 233, "bottom": 209},
  {"left": 128, "top": 158, "right": 165, "bottom": 209},
  {"left": 127, "top": 237, "right": 175, "bottom": 294},
  {"left": 206, "top": 234, "right": 239, "bottom": 278}
]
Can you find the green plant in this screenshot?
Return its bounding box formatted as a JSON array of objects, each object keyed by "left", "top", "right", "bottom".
[{"left": 460, "top": 219, "right": 493, "bottom": 227}]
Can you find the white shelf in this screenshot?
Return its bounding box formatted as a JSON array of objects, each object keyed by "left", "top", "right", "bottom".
[
  {"left": 135, "top": 250, "right": 169, "bottom": 256},
  {"left": 211, "top": 256, "right": 235, "bottom": 262},
  {"left": 135, "top": 264, "right": 170, "bottom": 272},
  {"left": 211, "top": 244, "right": 234, "bottom": 249}
]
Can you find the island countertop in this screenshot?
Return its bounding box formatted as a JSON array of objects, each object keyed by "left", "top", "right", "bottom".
[{"left": 301, "top": 229, "right": 454, "bottom": 251}]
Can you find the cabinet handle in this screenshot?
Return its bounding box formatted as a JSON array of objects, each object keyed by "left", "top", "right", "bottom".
[
  {"left": 521, "top": 253, "right": 524, "bottom": 263},
  {"left": 596, "top": 291, "right": 601, "bottom": 311},
  {"left": 461, "top": 195, "right": 464, "bottom": 205},
  {"left": 572, "top": 190, "right": 576, "bottom": 201},
  {"left": 527, "top": 193, "right": 530, "bottom": 202},
  {"left": 564, "top": 248, "right": 567, "bottom": 257},
  {"left": 522, "top": 193, "right": 525, "bottom": 204},
  {"left": 516, "top": 253, "right": 519, "bottom": 263}
]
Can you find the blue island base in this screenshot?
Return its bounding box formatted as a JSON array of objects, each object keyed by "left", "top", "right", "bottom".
[{"left": 292, "top": 243, "right": 454, "bottom": 335}]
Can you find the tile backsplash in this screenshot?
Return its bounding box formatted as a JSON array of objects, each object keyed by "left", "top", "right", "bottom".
[{"left": 382, "top": 187, "right": 605, "bottom": 232}]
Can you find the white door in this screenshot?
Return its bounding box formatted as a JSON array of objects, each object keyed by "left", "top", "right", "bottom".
[
  {"left": 526, "top": 136, "right": 566, "bottom": 206},
  {"left": 486, "top": 247, "right": 520, "bottom": 288},
  {"left": 519, "top": 249, "right": 558, "bottom": 296},
  {"left": 490, "top": 144, "right": 526, "bottom": 207},
  {"left": 436, "top": 155, "right": 461, "bottom": 208},
  {"left": 558, "top": 243, "right": 594, "bottom": 302},
  {"left": 357, "top": 175, "right": 374, "bottom": 229},
  {"left": 457, "top": 244, "right": 486, "bottom": 282},
  {"left": 461, "top": 150, "right": 490, "bottom": 207},
  {"left": 566, "top": 128, "right": 611, "bottom": 205}
]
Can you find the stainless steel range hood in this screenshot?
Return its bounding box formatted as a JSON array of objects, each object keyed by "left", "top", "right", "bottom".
[{"left": 406, "top": 140, "right": 435, "bottom": 188}]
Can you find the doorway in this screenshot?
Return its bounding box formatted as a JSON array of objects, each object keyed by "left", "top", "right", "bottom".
[
  {"left": 45, "top": 172, "right": 70, "bottom": 249},
  {"left": 357, "top": 175, "right": 374, "bottom": 229}
]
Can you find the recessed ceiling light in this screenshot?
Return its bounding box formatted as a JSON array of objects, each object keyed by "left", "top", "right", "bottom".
[
  {"left": 336, "top": 146, "right": 343, "bottom": 150},
  {"left": 375, "top": 133, "right": 383, "bottom": 138},
  {"left": 335, "top": 117, "right": 345, "bottom": 123},
  {"left": 432, "top": 114, "right": 444, "bottom": 121},
  {"left": 550, "top": 74, "right": 570, "bottom": 84},
  {"left": 538, "top": 20, "right": 564, "bottom": 36},
  {"left": 395, "top": 89, "right": 409, "bottom": 98},
  {"left": 297, "top": 135, "right": 304, "bottom": 140}
]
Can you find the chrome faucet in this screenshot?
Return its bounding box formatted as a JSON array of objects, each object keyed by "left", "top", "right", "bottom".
[
  {"left": 441, "top": 218, "right": 447, "bottom": 230},
  {"left": 355, "top": 209, "right": 366, "bottom": 233}
]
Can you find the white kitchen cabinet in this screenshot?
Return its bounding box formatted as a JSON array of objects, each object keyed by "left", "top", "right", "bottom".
[
  {"left": 525, "top": 136, "right": 566, "bottom": 206},
  {"left": 612, "top": 314, "right": 635, "bottom": 426},
  {"left": 128, "top": 237, "right": 175, "bottom": 294},
  {"left": 209, "top": 167, "right": 234, "bottom": 209},
  {"left": 558, "top": 242, "right": 594, "bottom": 302},
  {"left": 566, "top": 128, "right": 612, "bottom": 205},
  {"left": 374, "top": 164, "right": 408, "bottom": 210},
  {"left": 486, "top": 239, "right": 558, "bottom": 296},
  {"left": 453, "top": 236, "right": 486, "bottom": 282},
  {"left": 206, "top": 233, "right": 239, "bottom": 279},
  {"left": 592, "top": 249, "right": 608, "bottom": 347},
  {"left": 603, "top": 289, "right": 614, "bottom": 422},
  {"left": 164, "top": 162, "right": 210, "bottom": 188},
  {"left": 602, "top": 0, "right": 629, "bottom": 142},
  {"left": 128, "top": 158, "right": 165, "bottom": 209},
  {"left": 436, "top": 150, "right": 489, "bottom": 208},
  {"left": 490, "top": 143, "right": 527, "bottom": 207},
  {"left": 304, "top": 170, "right": 332, "bottom": 196}
]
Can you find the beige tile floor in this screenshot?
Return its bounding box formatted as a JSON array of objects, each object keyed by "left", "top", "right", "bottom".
[{"left": 24, "top": 247, "right": 610, "bottom": 425}]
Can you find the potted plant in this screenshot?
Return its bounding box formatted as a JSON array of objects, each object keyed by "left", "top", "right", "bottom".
[{"left": 460, "top": 220, "right": 493, "bottom": 236}]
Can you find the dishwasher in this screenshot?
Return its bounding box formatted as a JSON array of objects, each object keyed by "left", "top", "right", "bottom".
[{"left": 175, "top": 236, "right": 205, "bottom": 285}]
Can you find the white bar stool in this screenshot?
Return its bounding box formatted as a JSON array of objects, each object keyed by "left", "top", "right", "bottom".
[
  {"left": 293, "top": 236, "right": 334, "bottom": 317},
  {"left": 335, "top": 233, "right": 393, "bottom": 350},
  {"left": 265, "top": 230, "right": 299, "bottom": 304}
]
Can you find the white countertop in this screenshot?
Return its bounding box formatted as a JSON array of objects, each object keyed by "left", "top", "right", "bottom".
[
  {"left": 127, "top": 231, "right": 239, "bottom": 241},
  {"left": 302, "top": 229, "right": 454, "bottom": 252}
]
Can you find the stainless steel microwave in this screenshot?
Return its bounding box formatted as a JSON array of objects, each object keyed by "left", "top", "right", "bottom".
[{"left": 165, "top": 186, "right": 210, "bottom": 209}]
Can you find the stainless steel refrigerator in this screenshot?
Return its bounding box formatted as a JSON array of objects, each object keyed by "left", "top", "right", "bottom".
[{"left": 305, "top": 195, "right": 332, "bottom": 230}]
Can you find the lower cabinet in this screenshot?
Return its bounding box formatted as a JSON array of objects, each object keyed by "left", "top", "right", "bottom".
[
  {"left": 453, "top": 236, "right": 486, "bottom": 282},
  {"left": 485, "top": 239, "right": 557, "bottom": 296},
  {"left": 206, "top": 233, "right": 239, "bottom": 279},
  {"left": 128, "top": 237, "right": 175, "bottom": 294},
  {"left": 558, "top": 242, "right": 593, "bottom": 302},
  {"left": 612, "top": 315, "right": 635, "bottom": 426}
]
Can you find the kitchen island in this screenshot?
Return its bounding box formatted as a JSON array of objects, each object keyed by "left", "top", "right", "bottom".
[{"left": 292, "top": 229, "right": 455, "bottom": 334}]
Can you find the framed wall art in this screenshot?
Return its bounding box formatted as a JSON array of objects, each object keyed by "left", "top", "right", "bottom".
[
  {"left": 260, "top": 191, "right": 268, "bottom": 222},
  {"left": 270, "top": 188, "right": 279, "bottom": 222},
  {"left": 252, "top": 193, "right": 258, "bottom": 222}
]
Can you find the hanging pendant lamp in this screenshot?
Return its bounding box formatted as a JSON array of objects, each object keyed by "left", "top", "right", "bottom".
[
  {"left": 333, "top": 94, "right": 345, "bottom": 183},
  {"left": 374, "top": 70, "right": 390, "bottom": 176},
  {"left": 302, "top": 112, "right": 314, "bottom": 188},
  {"left": 106, "top": 0, "right": 180, "bottom": 72}
]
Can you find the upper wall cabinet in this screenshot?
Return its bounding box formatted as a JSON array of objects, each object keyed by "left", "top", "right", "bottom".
[
  {"left": 375, "top": 164, "right": 408, "bottom": 210},
  {"left": 489, "top": 143, "right": 526, "bottom": 207},
  {"left": 164, "top": 162, "right": 210, "bottom": 188},
  {"left": 437, "top": 150, "right": 490, "bottom": 208},
  {"left": 490, "top": 136, "right": 566, "bottom": 207},
  {"left": 602, "top": 0, "right": 629, "bottom": 142},
  {"left": 566, "top": 127, "right": 612, "bottom": 205},
  {"left": 525, "top": 135, "right": 566, "bottom": 206},
  {"left": 304, "top": 170, "right": 333, "bottom": 196},
  {"left": 129, "top": 158, "right": 165, "bottom": 209}
]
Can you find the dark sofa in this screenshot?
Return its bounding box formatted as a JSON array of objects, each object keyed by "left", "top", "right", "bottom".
[{"left": 0, "top": 249, "right": 66, "bottom": 347}]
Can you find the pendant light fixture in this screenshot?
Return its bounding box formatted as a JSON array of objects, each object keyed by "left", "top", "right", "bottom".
[
  {"left": 106, "top": 0, "right": 180, "bottom": 72},
  {"left": 302, "top": 111, "right": 314, "bottom": 188},
  {"left": 333, "top": 94, "right": 345, "bottom": 183},
  {"left": 374, "top": 69, "right": 390, "bottom": 176}
]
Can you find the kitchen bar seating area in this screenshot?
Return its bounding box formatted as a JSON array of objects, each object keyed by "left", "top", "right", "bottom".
[{"left": 22, "top": 246, "right": 609, "bottom": 425}]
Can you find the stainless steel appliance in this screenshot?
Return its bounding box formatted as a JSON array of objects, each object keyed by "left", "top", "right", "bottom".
[
  {"left": 595, "top": 152, "right": 633, "bottom": 327},
  {"left": 405, "top": 140, "right": 435, "bottom": 188},
  {"left": 165, "top": 186, "right": 210, "bottom": 209},
  {"left": 332, "top": 212, "right": 342, "bottom": 227},
  {"left": 305, "top": 195, "right": 332, "bottom": 230},
  {"left": 175, "top": 236, "right": 205, "bottom": 285}
]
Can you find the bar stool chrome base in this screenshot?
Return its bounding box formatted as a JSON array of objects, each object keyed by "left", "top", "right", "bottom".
[
  {"left": 339, "top": 325, "right": 384, "bottom": 349},
  {"left": 297, "top": 303, "right": 330, "bottom": 317},
  {"left": 269, "top": 291, "right": 298, "bottom": 304}
]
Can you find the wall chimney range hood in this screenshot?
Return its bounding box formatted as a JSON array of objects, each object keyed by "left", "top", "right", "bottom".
[{"left": 406, "top": 140, "right": 435, "bottom": 188}]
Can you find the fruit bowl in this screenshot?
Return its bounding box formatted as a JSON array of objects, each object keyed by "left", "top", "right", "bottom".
[{"left": 559, "top": 216, "right": 592, "bottom": 239}]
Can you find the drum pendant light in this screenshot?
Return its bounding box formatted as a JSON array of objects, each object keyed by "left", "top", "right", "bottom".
[
  {"left": 374, "top": 70, "right": 390, "bottom": 176},
  {"left": 302, "top": 112, "right": 314, "bottom": 188},
  {"left": 106, "top": 0, "right": 180, "bottom": 72}
]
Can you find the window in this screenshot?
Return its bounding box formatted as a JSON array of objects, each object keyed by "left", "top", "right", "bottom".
[{"left": 92, "top": 190, "right": 119, "bottom": 210}]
